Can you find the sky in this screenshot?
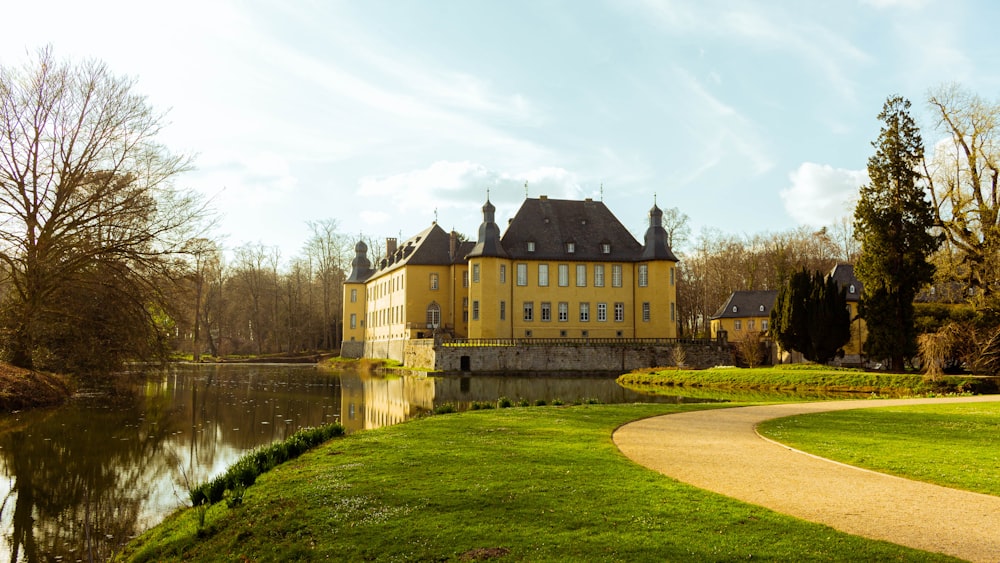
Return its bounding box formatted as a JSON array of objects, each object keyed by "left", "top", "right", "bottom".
[{"left": 3, "top": 0, "right": 1000, "bottom": 261}]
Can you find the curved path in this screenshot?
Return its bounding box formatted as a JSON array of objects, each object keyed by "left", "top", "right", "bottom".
[{"left": 613, "top": 395, "right": 1000, "bottom": 562}]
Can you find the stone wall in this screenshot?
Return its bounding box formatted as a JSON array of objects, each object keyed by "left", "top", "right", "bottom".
[
  {"left": 341, "top": 340, "right": 365, "bottom": 359},
  {"left": 405, "top": 340, "right": 733, "bottom": 373}
]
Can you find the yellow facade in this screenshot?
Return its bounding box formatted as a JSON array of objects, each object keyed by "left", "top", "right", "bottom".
[
  {"left": 342, "top": 282, "right": 367, "bottom": 343},
  {"left": 341, "top": 197, "right": 681, "bottom": 361}
]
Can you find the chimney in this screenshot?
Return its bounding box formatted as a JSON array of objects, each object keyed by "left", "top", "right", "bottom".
[
  {"left": 449, "top": 230, "right": 458, "bottom": 259},
  {"left": 386, "top": 237, "right": 397, "bottom": 257}
]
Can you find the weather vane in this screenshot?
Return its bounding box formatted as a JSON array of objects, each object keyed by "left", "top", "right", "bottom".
[
  {"left": 434, "top": 208, "right": 438, "bottom": 223},
  {"left": 600, "top": 183, "right": 604, "bottom": 201},
  {"left": 524, "top": 181, "right": 528, "bottom": 199}
]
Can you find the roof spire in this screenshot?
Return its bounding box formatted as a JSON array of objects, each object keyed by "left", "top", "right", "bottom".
[
  {"left": 524, "top": 180, "right": 528, "bottom": 199},
  {"left": 600, "top": 183, "right": 604, "bottom": 201}
]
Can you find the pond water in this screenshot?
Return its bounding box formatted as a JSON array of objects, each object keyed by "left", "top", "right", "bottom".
[{"left": 0, "top": 363, "right": 695, "bottom": 562}]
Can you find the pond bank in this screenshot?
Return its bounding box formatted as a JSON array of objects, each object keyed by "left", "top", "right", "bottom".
[{"left": 0, "top": 362, "right": 73, "bottom": 411}]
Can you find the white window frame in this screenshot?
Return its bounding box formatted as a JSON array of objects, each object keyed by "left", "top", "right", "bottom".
[
  {"left": 538, "top": 264, "right": 549, "bottom": 287},
  {"left": 558, "top": 264, "right": 569, "bottom": 287},
  {"left": 516, "top": 263, "right": 527, "bottom": 286}
]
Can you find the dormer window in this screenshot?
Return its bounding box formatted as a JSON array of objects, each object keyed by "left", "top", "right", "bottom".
[
  {"left": 527, "top": 241, "right": 536, "bottom": 252},
  {"left": 849, "top": 284, "right": 856, "bottom": 294},
  {"left": 759, "top": 305, "right": 765, "bottom": 312},
  {"left": 601, "top": 243, "right": 611, "bottom": 254},
  {"left": 732, "top": 306, "right": 738, "bottom": 313},
  {"left": 566, "top": 242, "right": 575, "bottom": 253}
]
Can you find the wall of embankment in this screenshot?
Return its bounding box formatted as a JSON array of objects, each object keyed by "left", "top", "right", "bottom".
[{"left": 404, "top": 340, "right": 733, "bottom": 373}]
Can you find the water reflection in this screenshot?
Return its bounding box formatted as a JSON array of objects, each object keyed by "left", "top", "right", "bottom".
[{"left": 0, "top": 364, "right": 696, "bottom": 561}]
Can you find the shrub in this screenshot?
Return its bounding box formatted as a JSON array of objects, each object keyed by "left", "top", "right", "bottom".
[
  {"left": 433, "top": 403, "right": 457, "bottom": 415},
  {"left": 497, "top": 396, "right": 513, "bottom": 408},
  {"left": 190, "top": 422, "right": 345, "bottom": 508}
]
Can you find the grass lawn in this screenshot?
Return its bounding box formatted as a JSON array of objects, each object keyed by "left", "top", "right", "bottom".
[
  {"left": 120, "top": 403, "right": 959, "bottom": 562},
  {"left": 758, "top": 402, "right": 1000, "bottom": 496},
  {"left": 618, "top": 364, "right": 982, "bottom": 396}
]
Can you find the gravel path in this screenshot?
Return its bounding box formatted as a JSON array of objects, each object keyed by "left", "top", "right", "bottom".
[{"left": 613, "top": 395, "right": 1000, "bottom": 562}]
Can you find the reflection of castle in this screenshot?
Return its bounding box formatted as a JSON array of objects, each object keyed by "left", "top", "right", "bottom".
[
  {"left": 338, "top": 371, "right": 436, "bottom": 431},
  {"left": 338, "top": 372, "right": 686, "bottom": 427}
]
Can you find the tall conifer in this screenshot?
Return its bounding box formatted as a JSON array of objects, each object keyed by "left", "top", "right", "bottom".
[{"left": 853, "top": 96, "right": 942, "bottom": 371}]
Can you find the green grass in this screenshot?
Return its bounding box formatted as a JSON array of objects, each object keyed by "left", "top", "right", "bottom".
[
  {"left": 119, "top": 403, "right": 959, "bottom": 562},
  {"left": 758, "top": 402, "right": 1000, "bottom": 496},
  {"left": 618, "top": 364, "right": 980, "bottom": 395}
]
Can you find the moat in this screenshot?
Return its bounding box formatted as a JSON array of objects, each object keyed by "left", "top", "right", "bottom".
[{"left": 0, "top": 363, "right": 693, "bottom": 562}]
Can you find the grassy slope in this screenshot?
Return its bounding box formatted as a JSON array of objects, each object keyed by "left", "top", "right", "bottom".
[
  {"left": 618, "top": 364, "right": 980, "bottom": 395},
  {"left": 759, "top": 402, "right": 1000, "bottom": 496},
  {"left": 121, "top": 403, "right": 958, "bottom": 562}
]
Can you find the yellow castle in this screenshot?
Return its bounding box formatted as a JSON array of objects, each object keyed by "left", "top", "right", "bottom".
[{"left": 341, "top": 196, "right": 680, "bottom": 361}]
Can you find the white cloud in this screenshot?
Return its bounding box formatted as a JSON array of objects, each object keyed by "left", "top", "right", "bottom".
[
  {"left": 781, "top": 163, "right": 867, "bottom": 226},
  {"left": 355, "top": 161, "right": 586, "bottom": 234}
]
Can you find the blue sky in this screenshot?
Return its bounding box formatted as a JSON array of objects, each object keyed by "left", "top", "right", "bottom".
[{"left": 3, "top": 0, "right": 999, "bottom": 259}]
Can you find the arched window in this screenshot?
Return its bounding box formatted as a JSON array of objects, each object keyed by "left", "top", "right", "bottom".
[{"left": 426, "top": 302, "right": 441, "bottom": 328}]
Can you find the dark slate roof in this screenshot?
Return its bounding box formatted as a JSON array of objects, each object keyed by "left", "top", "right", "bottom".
[
  {"left": 711, "top": 290, "right": 778, "bottom": 320},
  {"left": 640, "top": 204, "right": 679, "bottom": 262},
  {"left": 370, "top": 223, "right": 457, "bottom": 277},
  {"left": 467, "top": 199, "right": 508, "bottom": 258},
  {"left": 829, "top": 263, "right": 862, "bottom": 302},
  {"left": 500, "top": 197, "right": 644, "bottom": 261},
  {"left": 345, "top": 240, "right": 373, "bottom": 283}
]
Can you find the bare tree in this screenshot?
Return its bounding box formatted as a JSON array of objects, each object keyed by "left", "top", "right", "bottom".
[
  {"left": 925, "top": 84, "right": 1000, "bottom": 306},
  {"left": 0, "top": 47, "right": 208, "bottom": 372}
]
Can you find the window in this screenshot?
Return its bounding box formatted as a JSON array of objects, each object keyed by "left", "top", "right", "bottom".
[
  {"left": 580, "top": 302, "right": 590, "bottom": 322},
  {"left": 350, "top": 289, "right": 357, "bottom": 303},
  {"left": 597, "top": 302, "right": 607, "bottom": 322},
  {"left": 734, "top": 320, "right": 742, "bottom": 330},
  {"left": 427, "top": 302, "right": 441, "bottom": 327},
  {"left": 523, "top": 301, "right": 534, "bottom": 321},
  {"left": 747, "top": 319, "right": 755, "bottom": 330},
  {"left": 670, "top": 302, "right": 676, "bottom": 321},
  {"left": 642, "top": 302, "right": 650, "bottom": 322},
  {"left": 430, "top": 273, "right": 439, "bottom": 290},
  {"left": 500, "top": 300, "right": 506, "bottom": 320},
  {"left": 594, "top": 264, "right": 605, "bottom": 287},
  {"left": 463, "top": 271, "right": 468, "bottom": 288},
  {"left": 614, "top": 302, "right": 625, "bottom": 322},
  {"left": 761, "top": 319, "right": 768, "bottom": 331},
  {"left": 516, "top": 263, "right": 527, "bottom": 286},
  {"left": 850, "top": 284, "right": 856, "bottom": 294},
  {"left": 558, "top": 302, "right": 569, "bottom": 322},
  {"left": 499, "top": 264, "right": 506, "bottom": 284},
  {"left": 670, "top": 267, "right": 675, "bottom": 285},
  {"left": 472, "top": 300, "right": 479, "bottom": 321},
  {"left": 538, "top": 264, "right": 549, "bottom": 286},
  {"left": 541, "top": 302, "right": 552, "bottom": 321},
  {"left": 525, "top": 329, "right": 532, "bottom": 337},
  {"left": 527, "top": 241, "right": 536, "bottom": 252},
  {"left": 576, "top": 264, "right": 586, "bottom": 286},
  {"left": 566, "top": 242, "right": 575, "bottom": 253},
  {"left": 601, "top": 243, "right": 611, "bottom": 254},
  {"left": 732, "top": 306, "right": 738, "bottom": 313},
  {"left": 558, "top": 264, "right": 569, "bottom": 286},
  {"left": 350, "top": 313, "right": 357, "bottom": 329},
  {"left": 638, "top": 264, "right": 648, "bottom": 287},
  {"left": 472, "top": 264, "right": 480, "bottom": 283},
  {"left": 612, "top": 264, "right": 623, "bottom": 287},
  {"left": 560, "top": 330, "right": 567, "bottom": 337},
  {"left": 759, "top": 305, "right": 765, "bottom": 312}
]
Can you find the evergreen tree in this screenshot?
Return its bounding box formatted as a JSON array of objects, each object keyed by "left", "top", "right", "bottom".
[
  {"left": 770, "top": 268, "right": 851, "bottom": 364},
  {"left": 853, "top": 96, "right": 942, "bottom": 372}
]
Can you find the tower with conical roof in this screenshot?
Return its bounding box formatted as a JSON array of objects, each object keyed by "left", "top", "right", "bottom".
[
  {"left": 467, "top": 197, "right": 512, "bottom": 338},
  {"left": 635, "top": 202, "right": 680, "bottom": 338},
  {"left": 341, "top": 240, "right": 373, "bottom": 356}
]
